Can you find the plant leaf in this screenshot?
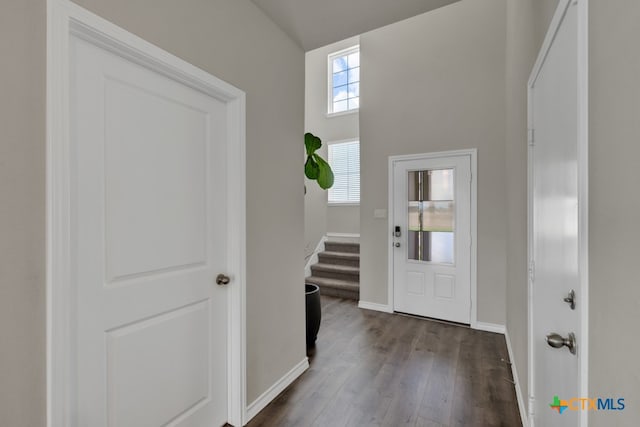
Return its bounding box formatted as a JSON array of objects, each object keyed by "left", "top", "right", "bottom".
[
  {"left": 305, "top": 156, "right": 319, "bottom": 179},
  {"left": 313, "top": 154, "right": 334, "bottom": 190},
  {"left": 304, "top": 132, "right": 322, "bottom": 156}
]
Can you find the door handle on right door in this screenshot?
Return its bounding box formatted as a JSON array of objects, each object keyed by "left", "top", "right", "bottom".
[{"left": 546, "top": 332, "right": 577, "bottom": 355}]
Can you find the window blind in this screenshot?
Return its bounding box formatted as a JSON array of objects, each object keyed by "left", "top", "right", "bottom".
[{"left": 328, "top": 141, "right": 360, "bottom": 203}]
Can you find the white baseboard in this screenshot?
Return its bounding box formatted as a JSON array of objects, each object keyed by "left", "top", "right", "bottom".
[
  {"left": 304, "top": 236, "right": 327, "bottom": 277},
  {"left": 505, "top": 330, "right": 529, "bottom": 427},
  {"left": 358, "top": 300, "right": 393, "bottom": 313},
  {"left": 473, "top": 321, "right": 506, "bottom": 334},
  {"left": 244, "top": 357, "right": 309, "bottom": 423}
]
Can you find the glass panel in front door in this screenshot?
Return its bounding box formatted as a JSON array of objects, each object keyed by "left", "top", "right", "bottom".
[{"left": 407, "top": 169, "right": 454, "bottom": 263}]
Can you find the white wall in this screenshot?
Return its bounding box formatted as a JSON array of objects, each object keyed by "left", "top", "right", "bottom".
[
  {"left": 359, "top": 0, "right": 508, "bottom": 325},
  {"left": 1, "top": 0, "right": 307, "bottom": 415},
  {"left": 0, "top": 0, "right": 46, "bottom": 424},
  {"left": 305, "top": 37, "right": 361, "bottom": 256}
]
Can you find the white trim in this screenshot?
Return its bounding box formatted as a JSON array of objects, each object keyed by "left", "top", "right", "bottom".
[
  {"left": 474, "top": 322, "right": 506, "bottom": 334},
  {"left": 327, "top": 44, "right": 360, "bottom": 115},
  {"left": 505, "top": 330, "right": 530, "bottom": 427},
  {"left": 227, "top": 81, "right": 248, "bottom": 427},
  {"left": 326, "top": 108, "right": 359, "bottom": 119},
  {"left": 326, "top": 137, "right": 359, "bottom": 146},
  {"left": 326, "top": 233, "right": 360, "bottom": 244},
  {"left": 527, "top": 2, "right": 589, "bottom": 426},
  {"left": 244, "top": 358, "right": 309, "bottom": 423},
  {"left": 304, "top": 236, "right": 327, "bottom": 278},
  {"left": 576, "top": 4, "right": 590, "bottom": 427},
  {"left": 326, "top": 232, "right": 360, "bottom": 238},
  {"left": 387, "top": 149, "right": 478, "bottom": 326},
  {"left": 46, "top": 2, "right": 71, "bottom": 425},
  {"left": 327, "top": 202, "right": 360, "bottom": 207},
  {"left": 46, "top": 1, "right": 247, "bottom": 425},
  {"left": 358, "top": 301, "right": 393, "bottom": 313}
]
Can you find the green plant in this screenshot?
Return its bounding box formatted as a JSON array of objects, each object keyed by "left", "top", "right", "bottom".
[{"left": 304, "top": 132, "right": 334, "bottom": 190}]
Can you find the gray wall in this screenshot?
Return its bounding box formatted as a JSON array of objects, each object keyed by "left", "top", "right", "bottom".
[
  {"left": 359, "top": 0, "right": 508, "bottom": 325},
  {"left": 304, "top": 36, "right": 361, "bottom": 257},
  {"left": 504, "top": 0, "right": 558, "bottom": 415},
  {"left": 327, "top": 205, "right": 360, "bottom": 234},
  {"left": 589, "top": 0, "right": 640, "bottom": 424},
  {"left": 1, "top": 0, "right": 306, "bottom": 417},
  {"left": 0, "top": 0, "right": 46, "bottom": 424}
]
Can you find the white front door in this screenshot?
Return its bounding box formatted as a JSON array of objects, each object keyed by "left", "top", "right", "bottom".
[
  {"left": 529, "top": 1, "right": 586, "bottom": 425},
  {"left": 70, "top": 31, "right": 228, "bottom": 426},
  {"left": 391, "top": 153, "right": 472, "bottom": 324}
]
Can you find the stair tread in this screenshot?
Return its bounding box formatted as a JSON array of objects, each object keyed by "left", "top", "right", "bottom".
[
  {"left": 311, "top": 263, "right": 359, "bottom": 273},
  {"left": 324, "top": 241, "right": 360, "bottom": 253},
  {"left": 305, "top": 276, "right": 360, "bottom": 292},
  {"left": 319, "top": 251, "right": 360, "bottom": 259},
  {"left": 325, "top": 241, "right": 359, "bottom": 246}
]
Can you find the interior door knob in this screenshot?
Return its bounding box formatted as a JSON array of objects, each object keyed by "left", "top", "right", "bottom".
[
  {"left": 546, "top": 332, "right": 577, "bottom": 355},
  {"left": 216, "top": 274, "right": 230, "bottom": 285}
]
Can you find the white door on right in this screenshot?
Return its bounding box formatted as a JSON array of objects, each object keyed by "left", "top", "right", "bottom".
[
  {"left": 392, "top": 153, "right": 472, "bottom": 324},
  {"left": 529, "top": 1, "right": 585, "bottom": 426}
]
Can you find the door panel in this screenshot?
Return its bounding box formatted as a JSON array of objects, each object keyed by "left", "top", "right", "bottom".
[
  {"left": 393, "top": 155, "right": 471, "bottom": 324},
  {"left": 104, "top": 77, "right": 208, "bottom": 281},
  {"left": 107, "top": 302, "right": 210, "bottom": 427},
  {"left": 530, "top": 2, "right": 582, "bottom": 426},
  {"left": 71, "top": 33, "right": 227, "bottom": 427}
]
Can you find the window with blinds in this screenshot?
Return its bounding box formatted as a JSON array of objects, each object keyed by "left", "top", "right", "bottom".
[{"left": 328, "top": 141, "right": 360, "bottom": 204}]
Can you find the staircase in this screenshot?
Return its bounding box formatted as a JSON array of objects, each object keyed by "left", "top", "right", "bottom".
[{"left": 306, "top": 241, "right": 360, "bottom": 300}]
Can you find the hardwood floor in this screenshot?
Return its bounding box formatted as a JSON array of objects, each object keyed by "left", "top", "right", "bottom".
[{"left": 245, "top": 296, "right": 522, "bottom": 427}]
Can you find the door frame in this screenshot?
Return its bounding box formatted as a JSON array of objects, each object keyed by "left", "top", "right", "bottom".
[
  {"left": 527, "top": 0, "right": 589, "bottom": 425},
  {"left": 387, "top": 149, "right": 478, "bottom": 326},
  {"left": 46, "top": 1, "right": 247, "bottom": 426}
]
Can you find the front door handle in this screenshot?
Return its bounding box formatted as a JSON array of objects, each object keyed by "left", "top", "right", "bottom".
[
  {"left": 216, "top": 274, "right": 230, "bottom": 285},
  {"left": 546, "top": 332, "right": 577, "bottom": 355}
]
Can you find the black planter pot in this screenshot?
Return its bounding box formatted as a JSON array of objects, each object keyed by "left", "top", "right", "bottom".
[{"left": 305, "top": 283, "right": 322, "bottom": 348}]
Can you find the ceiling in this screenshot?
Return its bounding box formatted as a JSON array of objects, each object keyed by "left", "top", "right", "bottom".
[{"left": 251, "top": 0, "right": 461, "bottom": 51}]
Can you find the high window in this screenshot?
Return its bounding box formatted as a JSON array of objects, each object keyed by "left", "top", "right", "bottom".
[
  {"left": 328, "top": 46, "right": 359, "bottom": 115},
  {"left": 328, "top": 141, "right": 360, "bottom": 204}
]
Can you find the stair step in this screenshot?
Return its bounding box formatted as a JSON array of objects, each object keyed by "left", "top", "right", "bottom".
[
  {"left": 324, "top": 241, "right": 360, "bottom": 254},
  {"left": 306, "top": 276, "right": 359, "bottom": 300},
  {"left": 310, "top": 263, "right": 359, "bottom": 281},
  {"left": 318, "top": 251, "right": 360, "bottom": 267}
]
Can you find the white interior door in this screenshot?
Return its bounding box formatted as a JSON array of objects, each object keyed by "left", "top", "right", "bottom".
[
  {"left": 70, "top": 31, "right": 228, "bottom": 426},
  {"left": 392, "top": 153, "right": 472, "bottom": 324},
  {"left": 529, "top": 1, "right": 585, "bottom": 425}
]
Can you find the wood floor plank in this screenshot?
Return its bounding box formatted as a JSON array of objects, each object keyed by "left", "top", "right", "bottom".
[{"left": 244, "top": 296, "right": 522, "bottom": 427}]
